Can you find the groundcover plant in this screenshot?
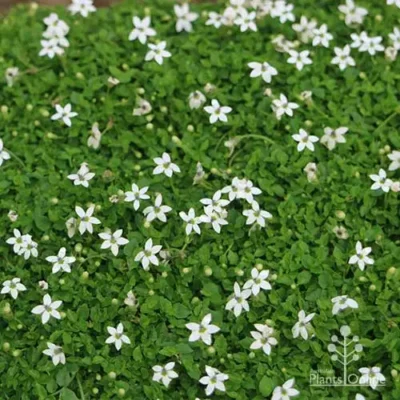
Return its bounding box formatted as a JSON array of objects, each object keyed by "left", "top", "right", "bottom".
[{"left": 1, "top": 0, "right": 400, "bottom": 398}]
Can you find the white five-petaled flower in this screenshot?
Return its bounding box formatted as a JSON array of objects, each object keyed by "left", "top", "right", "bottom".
[
  {"left": 358, "top": 366, "right": 386, "bottom": 389},
  {"left": 6, "top": 229, "right": 25, "bottom": 254},
  {"left": 243, "top": 202, "right": 272, "bottom": 227},
  {"left": 51, "top": 104, "right": 78, "bottom": 127},
  {"left": 67, "top": 163, "right": 95, "bottom": 187},
  {"left": 331, "top": 45, "right": 356, "bottom": 70},
  {"left": 124, "top": 184, "right": 150, "bottom": 210},
  {"left": 174, "top": 3, "right": 199, "bottom": 33},
  {"left": 320, "top": 126, "right": 348, "bottom": 150},
  {"left": 272, "top": 378, "right": 300, "bottom": 400},
  {"left": 88, "top": 122, "right": 102, "bottom": 149},
  {"left": 387, "top": 0, "right": 400, "bottom": 7},
  {"left": 75, "top": 205, "right": 101, "bottom": 234},
  {"left": 234, "top": 9, "right": 257, "bottom": 32},
  {"left": 179, "top": 208, "right": 202, "bottom": 235},
  {"left": 248, "top": 61, "right": 278, "bottom": 83},
  {"left": 105, "top": 323, "right": 131, "bottom": 350},
  {"left": 348, "top": 241, "right": 374, "bottom": 271},
  {"left": 272, "top": 94, "right": 299, "bottom": 120},
  {"left": 225, "top": 282, "right": 251, "bottom": 317},
  {"left": 145, "top": 41, "right": 171, "bottom": 65},
  {"left": 359, "top": 35, "right": 384, "bottom": 55},
  {"left": 388, "top": 150, "right": 400, "bottom": 171},
  {"left": 32, "top": 294, "right": 62, "bottom": 324},
  {"left": 338, "top": 0, "right": 368, "bottom": 26},
  {"left": 143, "top": 194, "right": 172, "bottom": 223},
  {"left": 369, "top": 169, "right": 392, "bottom": 192},
  {"left": 292, "top": 310, "right": 315, "bottom": 340},
  {"left": 206, "top": 11, "right": 224, "bottom": 28},
  {"left": 135, "top": 238, "right": 162, "bottom": 270},
  {"left": 331, "top": 295, "right": 359, "bottom": 315},
  {"left": 46, "top": 247, "right": 76, "bottom": 274},
  {"left": 0, "top": 139, "right": 10, "bottom": 166},
  {"left": 222, "top": 177, "right": 262, "bottom": 203},
  {"left": 133, "top": 97, "right": 152, "bottom": 116},
  {"left": 389, "top": 27, "right": 400, "bottom": 50},
  {"left": 39, "top": 39, "right": 64, "bottom": 58},
  {"left": 292, "top": 16, "right": 317, "bottom": 43},
  {"left": 99, "top": 229, "right": 129, "bottom": 256},
  {"left": 199, "top": 366, "right": 229, "bottom": 396},
  {"left": 200, "top": 206, "right": 228, "bottom": 233},
  {"left": 1, "top": 278, "right": 27, "bottom": 299},
  {"left": 68, "top": 0, "right": 96, "bottom": 17},
  {"left": 188, "top": 90, "right": 207, "bottom": 109},
  {"left": 200, "top": 190, "right": 230, "bottom": 213},
  {"left": 153, "top": 152, "right": 180, "bottom": 177},
  {"left": 287, "top": 50, "right": 312, "bottom": 71},
  {"left": 152, "top": 362, "right": 178, "bottom": 387},
  {"left": 243, "top": 268, "right": 272, "bottom": 296},
  {"left": 292, "top": 129, "right": 319, "bottom": 152},
  {"left": 129, "top": 16, "right": 156, "bottom": 44},
  {"left": 186, "top": 313, "right": 220, "bottom": 345},
  {"left": 204, "top": 99, "right": 232, "bottom": 124},
  {"left": 43, "top": 342, "right": 66, "bottom": 365},
  {"left": 312, "top": 24, "right": 333, "bottom": 47},
  {"left": 250, "top": 323, "right": 278, "bottom": 355},
  {"left": 6, "top": 229, "right": 38, "bottom": 259}
]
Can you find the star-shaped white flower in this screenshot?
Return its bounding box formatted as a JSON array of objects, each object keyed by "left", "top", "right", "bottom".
[
  {"left": 32, "top": 294, "right": 62, "bottom": 324},
  {"left": 105, "top": 323, "right": 131, "bottom": 350},
  {"left": 243, "top": 202, "right": 272, "bottom": 228},
  {"left": 222, "top": 177, "right": 262, "bottom": 203},
  {"left": 234, "top": 9, "right": 257, "bottom": 32},
  {"left": 331, "top": 295, "right": 358, "bottom": 315},
  {"left": 67, "top": 163, "right": 95, "bottom": 187},
  {"left": 186, "top": 313, "right": 220, "bottom": 345},
  {"left": 200, "top": 190, "right": 230, "bottom": 213},
  {"left": 272, "top": 378, "right": 300, "bottom": 400},
  {"left": 312, "top": 24, "right": 333, "bottom": 47},
  {"left": 348, "top": 241, "right": 374, "bottom": 271},
  {"left": 1, "top": 278, "right": 27, "bottom": 299},
  {"left": 135, "top": 238, "right": 162, "bottom": 270},
  {"left": 331, "top": 45, "right": 356, "bottom": 70},
  {"left": 124, "top": 184, "right": 150, "bottom": 210},
  {"left": 272, "top": 94, "right": 299, "bottom": 120},
  {"left": 179, "top": 208, "right": 202, "bottom": 235},
  {"left": 46, "top": 247, "right": 76, "bottom": 274},
  {"left": 43, "top": 343, "right": 66, "bottom": 366},
  {"left": 250, "top": 323, "right": 278, "bottom": 355},
  {"left": 99, "top": 229, "right": 129, "bottom": 256},
  {"left": 321, "top": 127, "right": 348, "bottom": 150},
  {"left": 248, "top": 61, "right": 278, "bottom": 83},
  {"left": 129, "top": 16, "right": 156, "bottom": 44},
  {"left": 145, "top": 41, "right": 171, "bottom": 65},
  {"left": 75, "top": 205, "right": 101, "bottom": 234},
  {"left": 200, "top": 206, "right": 228, "bottom": 234},
  {"left": 39, "top": 39, "right": 64, "bottom": 58},
  {"left": 153, "top": 152, "right": 180, "bottom": 177},
  {"left": 225, "top": 282, "right": 251, "bottom": 317},
  {"left": 204, "top": 99, "right": 232, "bottom": 124},
  {"left": 188, "top": 90, "right": 207, "bottom": 109},
  {"left": 359, "top": 366, "right": 385, "bottom": 389},
  {"left": 292, "top": 310, "right": 315, "bottom": 340},
  {"left": 243, "top": 268, "right": 272, "bottom": 295},
  {"left": 292, "top": 129, "right": 319, "bottom": 152},
  {"left": 388, "top": 150, "right": 400, "bottom": 171},
  {"left": 152, "top": 362, "right": 178, "bottom": 387},
  {"left": 199, "top": 366, "right": 229, "bottom": 396},
  {"left": 174, "top": 3, "right": 199, "bottom": 32},
  {"left": 68, "top": 0, "right": 96, "bottom": 17},
  {"left": 51, "top": 104, "right": 78, "bottom": 127},
  {"left": 143, "top": 194, "right": 172, "bottom": 223},
  {"left": 287, "top": 50, "right": 312, "bottom": 71},
  {"left": 0, "top": 139, "right": 10, "bottom": 166},
  {"left": 369, "top": 169, "right": 392, "bottom": 192}
]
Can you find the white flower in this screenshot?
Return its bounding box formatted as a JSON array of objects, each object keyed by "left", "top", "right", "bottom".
[
  {"left": 304, "top": 163, "right": 318, "bottom": 180},
  {"left": 243, "top": 268, "right": 272, "bottom": 295},
  {"left": 222, "top": 177, "right": 262, "bottom": 203},
  {"left": 99, "top": 229, "right": 129, "bottom": 256},
  {"left": 387, "top": 0, "right": 400, "bottom": 7},
  {"left": 200, "top": 206, "right": 228, "bottom": 233},
  {"left": 388, "top": 150, "right": 400, "bottom": 171},
  {"left": 43, "top": 13, "right": 69, "bottom": 36},
  {"left": 75, "top": 205, "right": 101, "bottom": 234},
  {"left": 250, "top": 323, "right": 278, "bottom": 355},
  {"left": 338, "top": 0, "right": 368, "bottom": 26},
  {"left": 51, "top": 104, "right": 78, "bottom": 127},
  {"left": 292, "top": 310, "right": 315, "bottom": 340},
  {"left": 39, "top": 39, "right": 64, "bottom": 58},
  {"left": 153, "top": 152, "right": 180, "bottom": 177},
  {"left": 234, "top": 9, "right": 257, "bottom": 32},
  {"left": 32, "top": 294, "right": 62, "bottom": 324},
  {"left": 124, "top": 184, "right": 150, "bottom": 210},
  {"left": 331, "top": 46, "right": 355, "bottom": 70},
  {"left": 179, "top": 208, "right": 202, "bottom": 235},
  {"left": 186, "top": 313, "right": 220, "bottom": 345},
  {"left": 8, "top": 231, "right": 38, "bottom": 260},
  {"left": 391, "top": 181, "right": 400, "bottom": 192},
  {"left": 287, "top": 50, "right": 312, "bottom": 71},
  {"left": 174, "top": 3, "right": 198, "bottom": 33},
  {"left": 359, "top": 367, "right": 386, "bottom": 389},
  {"left": 107, "top": 76, "right": 120, "bottom": 87},
  {"left": 199, "top": 366, "right": 229, "bottom": 396},
  {"left": 88, "top": 123, "right": 102, "bottom": 149},
  {"left": 188, "top": 91, "right": 206, "bottom": 109},
  {"left": 5, "top": 67, "right": 19, "bottom": 87},
  {"left": 67, "top": 163, "right": 95, "bottom": 187},
  {"left": 369, "top": 169, "right": 392, "bottom": 192},
  {"left": 333, "top": 225, "right": 349, "bottom": 240},
  {"left": 43, "top": 343, "right": 66, "bottom": 366},
  {"left": 0, "top": 139, "right": 10, "bottom": 166},
  {"left": 152, "top": 362, "right": 178, "bottom": 387},
  {"left": 143, "top": 194, "right": 172, "bottom": 223},
  {"left": 1, "top": 278, "right": 27, "bottom": 299},
  {"left": 66, "top": 217, "right": 77, "bottom": 238},
  {"left": 243, "top": 202, "right": 272, "bottom": 228},
  {"left": 124, "top": 290, "right": 136, "bottom": 307},
  {"left": 133, "top": 97, "right": 152, "bottom": 116},
  {"left": 359, "top": 35, "right": 384, "bottom": 55},
  {"left": 248, "top": 61, "right": 278, "bottom": 83},
  {"left": 320, "top": 127, "right": 348, "bottom": 150},
  {"left": 292, "top": 16, "right": 317, "bottom": 43},
  {"left": 350, "top": 31, "right": 368, "bottom": 49},
  {"left": 145, "top": 41, "right": 171, "bottom": 65},
  {"left": 6, "top": 229, "right": 25, "bottom": 254},
  {"left": 292, "top": 129, "right": 319, "bottom": 152},
  {"left": 200, "top": 190, "right": 230, "bottom": 213},
  {"left": 355, "top": 394, "right": 366, "bottom": 400},
  {"left": 135, "top": 238, "right": 162, "bottom": 270},
  {"left": 272, "top": 94, "right": 299, "bottom": 120},
  {"left": 68, "top": 0, "right": 96, "bottom": 17},
  {"left": 389, "top": 27, "right": 400, "bottom": 50},
  {"left": 7, "top": 210, "right": 18, "bottom": 222},
  {"left": 39, "top": 280, "right": 49, "bottom": 290},
  {"left": 272, "top": 378, "right": 300, "bottom": 400},
  {"left": 225, "top": 282, "right": 251, "bottom": 317},
  {"left": 129, "top": 16, "right": 156, "bottom": 44},
  {"left": 204, "top": 99, "right": 232, "bottom": 124},
  {"left": 312, "top": 24, "right": 333, "bottom": 47},
  {"left": 105, "top": 323, "right": 131, "bottom": 350},
  {"left": 349, "top": 241, "right": 374, "bottom": 271},
  {"left": 206, "top": 12, "right": 224, "bottom": 28},
  {"left": 277, "top": 3, "right": 295, "bottom": 23},
  {"left": 331, "top": 295, "right": 359, "bottom": 315},
  {"left": 46, "top": 247, "right": 76, "bottom": 274},
  {"left": 22, "top": 235, "right": 39, "bottom": 260}
]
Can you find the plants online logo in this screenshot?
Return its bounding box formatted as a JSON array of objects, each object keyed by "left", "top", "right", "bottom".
[{"left": 310, "top": 326, "right": 385, "bottom": 388}]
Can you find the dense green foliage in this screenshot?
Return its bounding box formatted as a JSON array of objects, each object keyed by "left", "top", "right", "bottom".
[{"left": 1, "top": 0, "right": 400, "bottom": 399}]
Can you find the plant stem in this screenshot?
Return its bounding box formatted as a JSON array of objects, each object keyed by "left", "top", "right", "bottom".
[
  {"left": 373, "top": 110, "right": 399, "bottom": 134},
  {"left": 4, "top": 148, "right": 26, "bottom": 169},
  {"left": 76, "top": 374, "right": 85, "bottom": 400}
]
